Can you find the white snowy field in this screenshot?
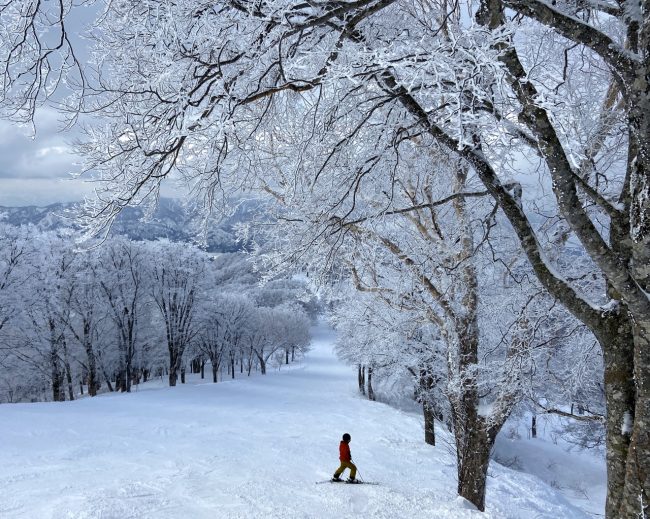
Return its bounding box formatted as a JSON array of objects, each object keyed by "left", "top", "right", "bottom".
[{"left": 0, "top": 322, "right": 603, "bottom": 519}]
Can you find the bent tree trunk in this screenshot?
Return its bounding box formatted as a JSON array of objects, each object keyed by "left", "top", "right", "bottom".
[{"left": 254, "top": 349, "right": 267, "bottom": 375}]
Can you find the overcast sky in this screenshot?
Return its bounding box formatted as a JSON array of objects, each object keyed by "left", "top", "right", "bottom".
[
  {"left": 0, "top": 4, "right": 100, "bottom": 207},
  {"left": 0, "top": 108, "right": 91, "bottom": 206}
]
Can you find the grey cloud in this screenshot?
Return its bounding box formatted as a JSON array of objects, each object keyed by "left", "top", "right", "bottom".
[
  {"left": 0, "top": 109, "right": 80, "bottom": 181},
  {"left": 0, "top": 108, "right": 87, "bottom": 205}
]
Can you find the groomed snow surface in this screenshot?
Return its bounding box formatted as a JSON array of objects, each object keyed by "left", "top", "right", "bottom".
[{"left": 0, "top": 322, "right": 603, "bottom": 518}]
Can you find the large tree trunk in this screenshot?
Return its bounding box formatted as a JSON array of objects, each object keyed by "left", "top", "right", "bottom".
[
  {"left": 597, "top": 312, "right": 636, "bottom": 517},
  {"left": 450, "top": 319, "right": 490, "bottom": 511},
  {"left": 620, "top": 92, "right": 650, "bottom": 514},
  {"left": 456, "top": 417, "right": 492, "bottom": 511},
  {"left": 620, "top": 319, "right": 650, "bottom": 516}
]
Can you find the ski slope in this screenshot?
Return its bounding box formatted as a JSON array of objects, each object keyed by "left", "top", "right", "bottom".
[{"left": 0, "top": 323, "right": 598, "bottom": 518}]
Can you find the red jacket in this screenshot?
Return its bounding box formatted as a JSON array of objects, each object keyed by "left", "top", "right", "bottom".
[{"left": 339, "top": 441, "right": 351, "bottom": 462}]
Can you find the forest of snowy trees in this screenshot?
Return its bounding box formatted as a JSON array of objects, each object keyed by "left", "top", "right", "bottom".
[
  {"left": 1, "top": 0, "right": 649, "bottom": 516},
  {"left": 0, "top": 225, "right": 315, "bottom": 403}
]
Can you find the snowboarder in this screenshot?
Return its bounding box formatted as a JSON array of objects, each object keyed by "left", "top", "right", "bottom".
[{"left": 332, "top": 433, "right": 357, "bottom": 483}]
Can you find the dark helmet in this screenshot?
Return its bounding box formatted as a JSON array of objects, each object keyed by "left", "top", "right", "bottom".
[{"left": 342, "top": 433, "right": 351, "bottom": 442}]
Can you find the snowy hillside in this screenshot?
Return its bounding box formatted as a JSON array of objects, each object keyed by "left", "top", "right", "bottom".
[
  {"left": 0, "top": 323, "right": 598, "bottom": 519},
  {"left": 0, "top": 198, "right": 263, "bottom": 252}
]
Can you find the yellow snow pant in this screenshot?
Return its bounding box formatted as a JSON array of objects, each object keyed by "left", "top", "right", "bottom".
[{"left": 334, "top": 461, "right": 357, "bottom": 479}]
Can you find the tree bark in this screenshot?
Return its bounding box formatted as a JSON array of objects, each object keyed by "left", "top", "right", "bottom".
[
  {"left": 531, "top": 414, "right": 536, "bottom": 439},
  {"left": 620, "top": 319, "right": 650, "bottom": 516},
  {"left": 423, "top": 400, "right": 435, "bottom": 446},
  {"left": 60, "top": 337, "right": 74, "bottom": 401},
  {"left": 168, "top": 347, "right": 179, "bottom": 386},
  {"left": 50, "top": 349, "right": 65, "bottom": 402},
  {"left": 419, "top": 368, "right": 436, "bottom": 446},
  {"left": 83, "top": 320, "right": 98, "bottom": 397},
  {"left": 65, "top": 361, "right": 74, "bottom": 401},
  {"left": 456, "top": 418, "right": 493, "bottom": 511},
  {"left": 49, "top": 318, "right": 65, "bottom": 402},
  {"left": 598, "top": 311, "right": 637, "bottom": 517}
]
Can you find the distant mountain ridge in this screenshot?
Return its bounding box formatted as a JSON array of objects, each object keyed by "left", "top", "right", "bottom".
[{"left": 0, "top": 198, "right": 258, "bottom": 253}]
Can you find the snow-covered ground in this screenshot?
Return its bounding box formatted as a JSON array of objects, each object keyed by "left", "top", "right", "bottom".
[
  {"left": 0, "top": 322, "right": 602, "bottom": 518},
  {"left": 494, "top": 417, "right": 606, "bottom": 517}
]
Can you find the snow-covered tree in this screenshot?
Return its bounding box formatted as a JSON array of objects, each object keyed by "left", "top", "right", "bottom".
[
  {"left": 2, "top": 0, "right": 649, "bottom": 512},
  {"left": 149, "top": 241, "right": 208, "bottom": 386},
  {"left": 196, "top": 293, "right": 253, "bottom": 382},
  {"left": 96, "top": 238, "right": 149, "bottom": 392}
]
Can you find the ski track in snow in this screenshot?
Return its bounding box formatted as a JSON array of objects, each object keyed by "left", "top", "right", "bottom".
[{"left": 0, "top": 322, "right": 598, "bottom": 518}]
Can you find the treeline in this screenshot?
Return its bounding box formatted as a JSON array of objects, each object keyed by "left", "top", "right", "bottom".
[{"left": 0, "top": 225, "right": 317, "bottom": 403}]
